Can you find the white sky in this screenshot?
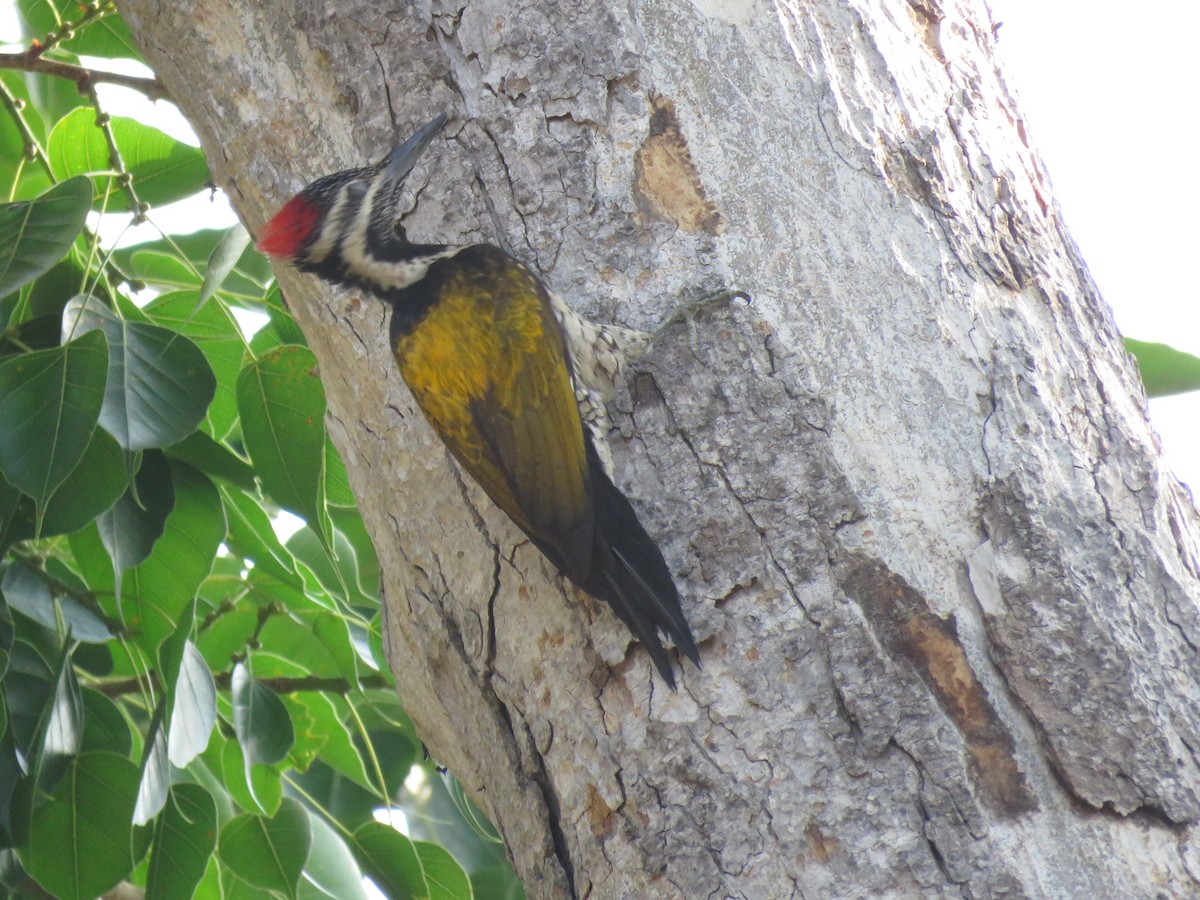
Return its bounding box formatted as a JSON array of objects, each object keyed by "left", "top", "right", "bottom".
[
  {"left": 2, "top": 1, "right": 1197, "bottom": 489},
  {"left": 987, "top": 0, "right": 1200, "bottom": 491}
]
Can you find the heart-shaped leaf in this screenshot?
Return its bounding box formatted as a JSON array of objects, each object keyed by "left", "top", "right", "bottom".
[
  {"left": 63, "top": 294, "right": 216, "bottom": 451},
  {"left": 218, "top": 797, "right": 311, "bottom": 899}
]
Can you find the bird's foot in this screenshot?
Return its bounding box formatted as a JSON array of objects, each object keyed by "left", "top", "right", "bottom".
[{"left": 654, "top": 288, "right": 753, "bottom": 359}]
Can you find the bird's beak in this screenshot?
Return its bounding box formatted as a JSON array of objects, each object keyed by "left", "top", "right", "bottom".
[{"left": 382, "top": 114, "right": 448, "bottom": 188}]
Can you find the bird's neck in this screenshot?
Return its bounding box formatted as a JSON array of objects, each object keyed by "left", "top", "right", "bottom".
[{"left": 301, "top": 239, "right": 461, "bottom": 301}]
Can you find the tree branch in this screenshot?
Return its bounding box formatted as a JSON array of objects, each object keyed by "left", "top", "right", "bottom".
[
  {"left": 96, "top": 672, "right": 393, "bottom": 697},
  {"left": 0, "top": 52, "right": 171, "bottom": 103}
]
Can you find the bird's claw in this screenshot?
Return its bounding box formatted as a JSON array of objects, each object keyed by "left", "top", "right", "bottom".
[{"left": 654, "top": 288, "right": 753, "bottom": 360}]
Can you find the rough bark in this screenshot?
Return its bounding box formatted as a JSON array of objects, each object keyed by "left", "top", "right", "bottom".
[{"left": 121, "top": 0, "right": 1200, "bottom": 896}]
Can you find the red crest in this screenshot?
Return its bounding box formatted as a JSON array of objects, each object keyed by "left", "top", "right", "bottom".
[{"left": 257, "top": 194, "right": 321, "bottom": 259}]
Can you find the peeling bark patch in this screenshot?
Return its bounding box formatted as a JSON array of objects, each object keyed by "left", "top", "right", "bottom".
[
  {"left": 634, "top": 96, "right": 723, "bottom": 234},
  {"left": 802, "top": 819, "right": 839, "bottom": 863},
  {"left": 841, "top": 558, "right": 1036, "bottom": 816},
  {"left": 904, "top": 0, "right": 945, "bottom": 64},
  {"left": 584, "top": 783, "right": 616, "bottom": 838}
]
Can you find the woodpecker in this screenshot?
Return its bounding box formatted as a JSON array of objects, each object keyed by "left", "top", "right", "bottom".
[{"left": 258, "top": 115, "right": 699, "bottom": 687}]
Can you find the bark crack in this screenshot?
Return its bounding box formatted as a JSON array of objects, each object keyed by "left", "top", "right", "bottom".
[{"left": 890, "top": 740, "right": 968, "bottom": 889}]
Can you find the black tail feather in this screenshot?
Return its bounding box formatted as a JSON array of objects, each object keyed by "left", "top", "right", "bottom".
[{"left": 582, "top": 443, "right": 700, "bottom": 687}]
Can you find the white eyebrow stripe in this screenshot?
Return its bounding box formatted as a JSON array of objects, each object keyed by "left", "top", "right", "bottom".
[
  {"left": 338, "top": 179, "right": 464, "bottom": 290},
  {"left": 304, "top": 184, "right": 351, "bottom": 264}
]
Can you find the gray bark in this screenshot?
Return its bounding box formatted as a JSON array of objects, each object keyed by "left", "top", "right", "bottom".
[{"left": 122, "top": 0, "right": 1200, "bottom": 896}]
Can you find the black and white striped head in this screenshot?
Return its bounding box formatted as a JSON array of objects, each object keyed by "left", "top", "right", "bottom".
[{"left": 257, "top": 114, "right": 447, "bottom": 290}]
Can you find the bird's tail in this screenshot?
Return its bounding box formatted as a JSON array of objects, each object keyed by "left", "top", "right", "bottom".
[{"left": 582, "top": 443, "right": 700, "bottom": 688}]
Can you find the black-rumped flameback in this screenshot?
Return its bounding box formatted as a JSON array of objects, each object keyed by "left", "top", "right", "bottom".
[{"left": 257, "top": 115, "right": 699, "bottom": 687}]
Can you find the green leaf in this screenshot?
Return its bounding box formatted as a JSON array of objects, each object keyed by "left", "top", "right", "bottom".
[
  {"left": 0, "top": 590, "right": 13, "bottom": 680},
  {"left": 144, "top": 290, "right": 247, "bottom": 440},
  {"left": 16, "top": 0, "right": 143, "bottom": 61},
  {"left": 21, "top": 751, "right": 139, "bottom": 900},
  {"left": 196, "top": 223, "right": 252, "bottom": 313},
  {"left": 1, "top": 561, "right": 111, "bottom": 643},
  {"left": 79, "top": 688, "right": 132, "bottom": 756},
  {"left": 144, "top": 783, "right": 217, "bottom": 900},
  {"left": 258, "top": 615, "right": 343, "bottom": 680},
  {"left": 303, "top": 810, "right": 371, "bottom": 900},
  {"left": 63, "top": 294, "right": 217, "bottom": 451},
  {"left": 0, "top": 314, "right": 63, "bottom": 356},
  {"left": 220, "top": 486, "right": 302, "bottom": 587},
  {"left": 67, "top": 522, "right": 115, "bottom": 600},
  {"left": 96, "top": 449, "right": 175, "bottom": 593},
  {"left": 415, "top": 841, "right": 474, "bottom": 900},
  {"left": 5, "top": 639, "right": 54, "bottom": 759},
  {"left": 113, "top": 229, "right": 275, "bottom": 303},
  {"left": 124, "top": 249, "right": 197, "bottom": 290},
  {"left": 313, "top": 615, "right": 362, "bottom": 685},
  {"left": 0, "top": 176, "right": 91, "bottom": 298},
  {"left": 287, "top": 694, "right": 373, "bottom": 794},
  {"left": 120, "top": 463, "right": 225, "bottom": 652},
  {"left": 0, "top": 734, "right": 23, "bottom": 850},
  {"left": 470, "top": 864, "right": 526, "bottom": 900},
  {"left": 286, "top": 525, "right": 362, "bottom": 604},
  {"left": 231, "top": 662, "right": 295, "bottom": 767},
  {"left": 218, "top": 797, "right": 311, "bottom": 900},
  {"left": 353, "top": 822, "right": 428, "bottom": 899},
  {"left": 330, "top": 506, "right": 381, "bottom": 601},
  {"left": 1126, "top": 337, "right": 1200, "bottom": 398},
  {"left": 166, "top": 640, "right": 215, "bottom": 768},
  {"left": 164, "top": 431, "right": 255, "bottom": 490},
  {"left": 133, "top": 702, "right": 170, "bottom": 827},
  {"left": 70, "top": 637, "right": 113, "bottom": 678},
  {"left": 237, "top": 346, "right": 329, "bottom": 538},
  {"left": 324, "top": 437, "right": 356, "bottom": 506},
  {"left": 215, "top": 730, "right": 282, "bottom": 816},
  {"left": 153, "top": 599, "right": 216, "bottom": 776},
  {"left": 0, "top": 75, "right": 52, "bottom": 201},
  {"left": 47, "top": 109, "right": 210, "bottom": 212},
  {"left": 41, "top": 648, "right": 84, "bottom": 760},
  {"left": 0, "top": 476, "right": 21, "bottom": 555},
  {"left": 0, "top": 331, "right": 107, "bottom": 523}
]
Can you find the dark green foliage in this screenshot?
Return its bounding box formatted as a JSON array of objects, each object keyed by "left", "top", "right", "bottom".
[{"left": 0, "top": 3, "right": 523, "bottom": 898}]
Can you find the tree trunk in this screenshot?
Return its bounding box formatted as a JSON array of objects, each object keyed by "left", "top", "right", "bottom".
[{"left": 121, "top": 0, "right": 1200, "bottom": 895}]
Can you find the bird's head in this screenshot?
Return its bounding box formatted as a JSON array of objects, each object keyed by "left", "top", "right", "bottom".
[{"left": 256, "top": 114, "right": 447, "bottom": 272}]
